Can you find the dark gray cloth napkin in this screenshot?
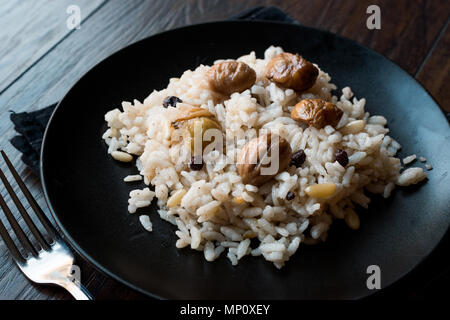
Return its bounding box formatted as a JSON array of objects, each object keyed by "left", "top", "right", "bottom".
[
  {"left": 9, "top": 6, "right": 294, "bottom": 175},
  {"left": 10, "top": 103, "right": 56, "bottom": 174}
]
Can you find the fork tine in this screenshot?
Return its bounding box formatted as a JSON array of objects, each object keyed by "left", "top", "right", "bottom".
[
  {"left": 0, "top": 187, "right": 38, "bottom": 257},
  {"left": 0, "top": 216, "right": 26, "bottom": 264},
  {"left": 0, "top": 165, "right": 50, "bottom": 252},
  {"left": 1, "top": 151, "right": 55, "bottom": 239}
]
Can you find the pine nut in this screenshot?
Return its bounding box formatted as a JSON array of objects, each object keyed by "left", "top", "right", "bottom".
[
  {"left": 340, "top": 120, "right": 365, "bottom": 135},
  {"left": 167, "top": 189, "right": 187, "bottom": 208},
  {"left": 111, "top": 151, "right": 133, "bottom": 162},
  {"left": 344, "top": 208, "right": 360, "bottom": 230},
  {"left": 305, "top": 183, "right": 337, "bottom": 198}
]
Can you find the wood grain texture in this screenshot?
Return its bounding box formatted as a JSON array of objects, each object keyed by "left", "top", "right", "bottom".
[
  {"left": 416, "top": 20, "right": 450, "bottom": 112},
  {"left": 293, "top": 0, "right": 450, "bottom": 76},
  {"left": 0, "top": 0, "right": 105, "bottom": 94},
  {"left": 0, "top": 0, "right": 448, "bottom": 300}
]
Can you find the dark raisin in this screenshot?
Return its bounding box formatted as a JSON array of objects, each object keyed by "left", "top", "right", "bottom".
[
  {"left": 290, "top": 149, "right": 306, "bottom": 167},
  {"left": 189, "top": 155, "right": 203, "bottom": 171},
  {"left": 335, "top": 149, "right": 349, "bottom": 167},
  {"left": 286, "top": 191, "right": 295, "bottom": 201},
  {"left": 163, "top": 96, "right": 182, "bottom": 108},
  {"left": 171, "top": 121, "right": 180, "bottom": 129}
]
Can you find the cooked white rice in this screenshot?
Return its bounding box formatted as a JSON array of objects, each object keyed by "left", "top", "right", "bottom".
[
  {"left": 124, "top": 174, "right": 143, "bottom": 182},
  {"left": 139, "top": 215, "right": 153, "bottom": 232},
  {"left": 403, "top": 154, "right": 416, "bottom": 165},
  {"left": 103, "top": 46, "right": 427, "bottom": 268}
]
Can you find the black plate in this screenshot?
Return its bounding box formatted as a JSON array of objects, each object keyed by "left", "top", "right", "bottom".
[{"left": 41, "top": 21, "right": 450, "bottom": 299}]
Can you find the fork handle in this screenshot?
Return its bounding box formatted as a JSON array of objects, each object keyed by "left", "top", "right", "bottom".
[{"left": 59, "top": 279, "right": 94, "bottom": 300}]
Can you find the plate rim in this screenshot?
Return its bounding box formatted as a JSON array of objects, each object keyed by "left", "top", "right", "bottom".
[{"left": 39, "top": 19, "right": 448, "bottom": 300}]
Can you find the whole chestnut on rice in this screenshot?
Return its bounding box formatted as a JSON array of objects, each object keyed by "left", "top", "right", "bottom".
[
  {"left": 265, "top": 52, "right": 318, "bottom": 91},
  {"left": 206, "top": 61, "right": 256, "bottom": 96}
]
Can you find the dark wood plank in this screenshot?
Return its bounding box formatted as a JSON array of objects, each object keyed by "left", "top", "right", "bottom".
[
  {"left": 0, "top": 0, "right": 448, "bottom": 300},
  {"left": 416, "top": 21, "right": 450, "bottom": 111},
  {"left": 0, "top": 0, "right": 105, "bottom": 93},
  {"left": 278, "top": 0, "right": 450, "bottom": 76}
]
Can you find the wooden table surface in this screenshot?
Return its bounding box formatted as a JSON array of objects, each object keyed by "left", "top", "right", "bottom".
[{"left": 0, "top": 0, "right": 448, "bottom": 300}]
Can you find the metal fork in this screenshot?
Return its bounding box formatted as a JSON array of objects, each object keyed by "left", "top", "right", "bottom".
[{"left": 0, "top": 150, "right": 93, "bottom": 300}]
